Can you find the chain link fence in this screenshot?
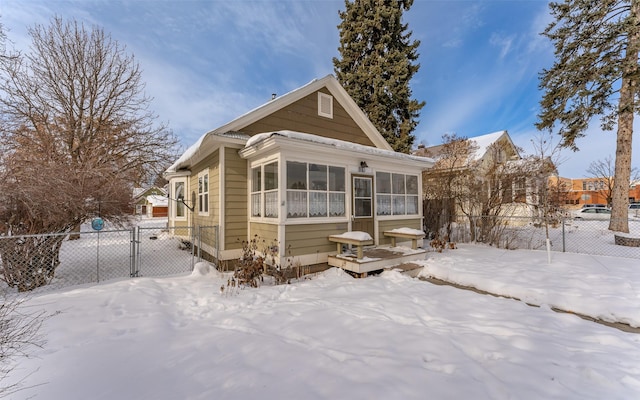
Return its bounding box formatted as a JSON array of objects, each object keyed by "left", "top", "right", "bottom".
[
  {"left": 0, "top": 224, "right": 219, "bottom": 294},
  {"left": 432, "top": 215, "right": 640, "bottom": 259}
]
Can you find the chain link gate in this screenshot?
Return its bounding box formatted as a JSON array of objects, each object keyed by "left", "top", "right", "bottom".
[{"left": 1, "top": 224, "right": 220, "bottom": 294}]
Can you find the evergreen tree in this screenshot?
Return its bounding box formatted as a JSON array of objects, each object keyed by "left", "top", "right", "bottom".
[
  {"left": 537, "top": 0, "right": 639, "bottom": 233},
  {"left": 333, "top": 0, "right": 424, "bottom": 153}
]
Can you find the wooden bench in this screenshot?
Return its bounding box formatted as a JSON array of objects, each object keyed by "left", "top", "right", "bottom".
[
  {"left": 383, "top": 230, "right": 425, "bottom": 250},
  {"left": 328, "top": 234, "right": 373, "bottom": 259}
]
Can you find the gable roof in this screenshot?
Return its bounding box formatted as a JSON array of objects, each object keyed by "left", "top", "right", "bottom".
[
  {"left": 415, "top": 130, "right": 520, "bottom": 162},
  {"left": 133, "top": 186, "right": 167, "bottom": 200},
  {"left": 167, "top": 75, "right": 392, "bottom": 173}
]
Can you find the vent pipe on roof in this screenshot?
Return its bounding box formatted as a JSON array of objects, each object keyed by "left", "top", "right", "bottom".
[{"left": 271, "top": 93, "right": 277, "bottom": 100}]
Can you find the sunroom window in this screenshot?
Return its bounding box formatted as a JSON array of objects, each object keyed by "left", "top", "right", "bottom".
[
  {"left": 287, "top": 162, "right": 345, "bottom": 219},
  {"left": 376, "top": 172, "right": 419, "bottom": 216},
  {"left": 251, "top": 162, "right": 278, "bottom": 218}
]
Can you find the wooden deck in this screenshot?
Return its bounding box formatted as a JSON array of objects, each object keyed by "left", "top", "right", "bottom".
[{"left": 327, "top": 245, "right": 426, "bottom": 276}]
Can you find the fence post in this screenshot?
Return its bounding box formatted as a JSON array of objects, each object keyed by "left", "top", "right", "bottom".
[
  {"left": 130, "top": 228, "right": 136, "bottom": 277},
  {"left": 216, "top": 225, "right": 220, "bottom": 269},
  {"left": 562, "top": 218, "right": 566, "bottom": 253},
  {"left": 96, "top": 230, "right": 101, "bottom": 283}
]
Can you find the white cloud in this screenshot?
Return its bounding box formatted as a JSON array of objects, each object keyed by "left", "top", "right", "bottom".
[{"left": 489, "top": 32, "right": 514, "bottom": 60}]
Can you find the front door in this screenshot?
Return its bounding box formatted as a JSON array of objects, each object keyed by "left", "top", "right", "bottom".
[{"left": 352, "top": 175, "right": 374, "bottom": 239}]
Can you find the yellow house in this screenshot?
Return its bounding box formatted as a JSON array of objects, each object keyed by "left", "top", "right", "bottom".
[{"left": 164, "top": 75, "right": 433, "bottom": 269}]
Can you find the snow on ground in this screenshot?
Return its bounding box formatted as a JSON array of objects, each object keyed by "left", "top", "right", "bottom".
[
  {"left": 417, "top": 244, "right": 640, "bottom": 327},
  {"left": 5, "top": 245, "right": 640, "bottom": 400}
]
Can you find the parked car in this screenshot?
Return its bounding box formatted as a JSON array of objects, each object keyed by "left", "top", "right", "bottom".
[
  {"left": 573, "top": 207, "right": 611, "bottom": 220},
  {"left": 629, "top": 203, "right": 640, "bottom": 210},
  {"left": 581, "top": 203, "right": 607, "bottom": 209}
]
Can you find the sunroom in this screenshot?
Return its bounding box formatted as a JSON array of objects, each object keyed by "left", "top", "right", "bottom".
[{"left": 239, "top": 130, "right": 432, "bottom": 267}]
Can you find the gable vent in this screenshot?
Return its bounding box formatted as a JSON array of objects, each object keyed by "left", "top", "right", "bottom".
[{"left": 318, "top": 92, "right": 333, "bottom": 119}]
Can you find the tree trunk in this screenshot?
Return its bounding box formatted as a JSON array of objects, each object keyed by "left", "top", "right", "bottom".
[{"left": 609, "top": 0, "right": 640, "bottom": 233}]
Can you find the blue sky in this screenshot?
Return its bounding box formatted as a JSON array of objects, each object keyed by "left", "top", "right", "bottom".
[{"left": 2, "top": 0, "right": 638, "bottom": 178}]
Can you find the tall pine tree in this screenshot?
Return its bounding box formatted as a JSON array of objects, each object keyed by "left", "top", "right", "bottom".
[
  {"left": 333, "top": 0, "right": 424, "bottom": 153},
  {"left": 537, "top": 0, "right": 640, "bottom": 233}
]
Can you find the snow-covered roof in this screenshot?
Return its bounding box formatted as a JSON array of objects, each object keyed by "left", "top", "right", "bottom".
[
  {"left": 166, "top": 75, "right": 394, "bottom": 174},
  {"left": 133, "top": 186, "right": 167, "bottom": 199},
  {"left": 416, "top": 130, "right": 518, "bottom": 163},
  {"left": 146, "top": 195, "right": 168, "bottom": 207},
  {"left": 243, "top": 131, "right": 434, "bottom": 166},
  {"left": 469, "top": 130, "right": 508, "bottom": 160}
]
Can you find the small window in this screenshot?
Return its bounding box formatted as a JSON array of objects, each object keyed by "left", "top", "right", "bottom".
[
  {"left": 198, "top": 170, "right": 209, "bottom": 215},
  {"left": 318, "top": 92, "right": 333, "bottom": 118}
]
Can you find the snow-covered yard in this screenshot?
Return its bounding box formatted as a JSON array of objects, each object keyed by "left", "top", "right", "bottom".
[{"left": 5, "top": 244, "right": 640, "bottom": 400}]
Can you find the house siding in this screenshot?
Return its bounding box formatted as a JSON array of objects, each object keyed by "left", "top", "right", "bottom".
[
  {"left": 249, "top": 222, "right": 278, "bottom": 246},
  {"left": 190, "top": 150, "right": 220, "bottom": 228},
  {"left": 225, "top": 149, "right": 247, "bottom": 250},
  {"left": 285, "top": 222, "right": 348, "bottom": 257},
  {"left": 378, "top": 219, "right": 422, "bottom": 246},
  {"left": 242, "top": 89, "right": 375, "bottom": 147}
]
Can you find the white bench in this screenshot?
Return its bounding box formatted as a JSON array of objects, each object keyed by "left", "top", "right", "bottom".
[
  {"left": 383, "top": 230, "right": 425, "bottom": 250},
  {"left": 328, "top": 234, "right": 373, "bottom": 259}
]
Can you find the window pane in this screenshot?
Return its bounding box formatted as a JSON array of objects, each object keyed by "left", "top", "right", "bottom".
[
  {"left": 329, "top": 193, "right": 345, "bottom": 216},
  {"left": 354, "top": 177, "right": 371, "bottom": 197},
  {"left": 376, "top": 172, "right": 391, "bottom": 194},
  {"left": 392, "top": 174, "right": 405, "bottom": 194},
  {"left": 287, "top": 161, "right": 307, "bottom": 190},
  {"left": 265, "top": 191, "right": 278, "bottom": 218},
  {"left": 198, "top": 176, "right": 203, "bottom": 194},
  {"left": 309, "top": 192, "right": 327, "bottom": 217},
  {"left": 376, "top": 194, "right": 391, "bottom": 216},
  {"left": 264, "top": 162, "right": 278, "bottom": 191},
  {"left": 203, "top": 174, "right": 208, "bottom": 192},
  {"left": 251, "top": 193, "right": 261, "bottom": 217},
  {"left": 252, "top": 167, "right": 261, "bottom": 192},
  {"left": 329, "top": 167, "right": 345, "bottom": 191},
  {"left": 287, "top": 191, "right": 307, "bottom": 218},
  {"left": 203, "top": 193, "right": 208, "bottom": 212},
  {"left": 309, "top": 164, "right": 327, "bottom": 190},
  {"left": 175, "top": 182, "right": 185, "bottom": 217},
  {"left": 355, "top": 199, "right": 372, "bottom": 217},
  {"left": 406, "top": 175, "right": 418, "bottom": 195},
  {"left": 406, "top": 196, "right": 418, "bottom": 215},
  {"left": 393, "top": 195, "right": 405, "bottom": 215}
]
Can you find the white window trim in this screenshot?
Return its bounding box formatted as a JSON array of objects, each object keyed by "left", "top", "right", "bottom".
[
  {"left": 198, "top": 169, "right": 210, "bottom": 216},
  {"left": 375, "top": 172, "right": 420, "bottom": 216},
  {"left": 249, "top": 159, "right": 280, "bottom": 222},
  {"left": 317, "top": 92, "right": 333, "bottom": 119}
]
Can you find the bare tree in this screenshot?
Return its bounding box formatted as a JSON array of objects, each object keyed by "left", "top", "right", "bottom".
[
  {"left": 586, "top": 155, "right": 639, "bottom": 207},
  {"left": 0, "top": 17, "right": 178, "bottom": 291},
  {"left": 423, "top": 134, "right": 478, "bottom": 240},
  {"left": 586, "top": 156, "right": 616, "bottom": 206},
  {"left": 0, "top": 290, "right": 51, "bottom": 398},
  {"left": 423, "top": 135, "right": 542, "bottom": 245}
]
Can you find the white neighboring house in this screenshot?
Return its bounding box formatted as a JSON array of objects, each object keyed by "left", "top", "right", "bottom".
[{"left": 415, "top": 130, "right": 555, "bottom": 221}]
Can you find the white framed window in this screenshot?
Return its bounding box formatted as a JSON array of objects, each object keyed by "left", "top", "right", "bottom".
[
  {"left": 318, "top": 92, "right": 333, "bottom": 119},
  {"left": 376, "top": 172, "right": 419, "bottom": 216},
  {"left": 251, "top": 162, "right": 279, "bottom": 219},
  {"left": 286, "top": 161, "right": 345, "bottom": 219},
  {"left": 172, "top": 178, "right": 187, "bottom": 220},
  {"left": 198, "top": 170, "right": 209, "bottom": 215}
]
